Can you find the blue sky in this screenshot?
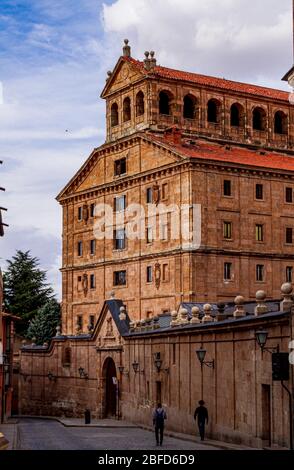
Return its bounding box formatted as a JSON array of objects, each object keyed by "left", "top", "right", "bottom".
[{"left": 0, "top": 0, "right": 292, "bottom": 298}]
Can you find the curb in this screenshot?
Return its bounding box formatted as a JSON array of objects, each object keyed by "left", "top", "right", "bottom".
[{"left": 16, "top": 415, "right": 139, "bottom": 429}]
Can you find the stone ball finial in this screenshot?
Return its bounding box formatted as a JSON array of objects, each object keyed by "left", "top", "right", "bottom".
[
  {"left": 150, "top": 51, "right": 155, "bottom": 58},
  {"left": 21, "top": 339, "right": 27, "bottom": 346},
  {"left": 119, "top": 306, "right": 126, "bottom": 321},
  {"left": 234, "top": 295, "right": 245, "bottom": 305},
  {"left": 124, "top": 39, "right": 129, "bottom": 45},
  {"left": 202, "top": 304, "right": 213, "bottom": 323},
  {"left": 203, "top": 304, "right": 212, "bottom": 312},
  {"left": 281, "top": 283, "right": 293, "bottom": 295},
  {"left": 170, "top": 310, "right": 178, "bottom": 327},
  {"left": 191, "top": 306, "right": 201, "bottom": 324},
  {"left": 144, "top": 51, "right": 150, "bottom": 58},
  {"left": 256, "top": 290, "right": 266, "bottom": 301},
  {"left": 107, "top": 70, "right": 112, "bottom": 77}
]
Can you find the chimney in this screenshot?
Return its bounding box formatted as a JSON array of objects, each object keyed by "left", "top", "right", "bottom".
[{"left": 123, "top": 39, "right": 131, "bottom": 58}]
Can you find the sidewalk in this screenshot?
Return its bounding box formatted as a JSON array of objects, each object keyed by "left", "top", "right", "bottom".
[{"left": 0, "top": 420, "right": 19, "bottom": 450}]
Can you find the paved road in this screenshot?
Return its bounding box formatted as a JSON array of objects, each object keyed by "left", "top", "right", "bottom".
[{"left": 17, "top": 418, "right": 219, "bottom": 450}]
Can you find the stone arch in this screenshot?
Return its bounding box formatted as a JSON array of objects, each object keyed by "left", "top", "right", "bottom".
[
  {"left": 207, "top": 98, "right": 221, "bottom": 124},
  {"left": 136, "top": 90, "right": 145, "bottom": 117},
  {"left": 230, "top": 102, "right": 245, "bottom": 127},
  {"left": 123, "top": 97, "right": 131, "bottom": 122},
  {"left": 101, "top": 357, "right": 117, "bottom": 418},
  {"left": 183, "top": 94, "right": 197, "bottom": 119},
  {"left": 252, "top": 106, "right": 267, "bottom": 131},
  {"left": 159, "top": 90, "right": 174, "bottom": 116},
  {"left": 274, "top": 110, "right": 288, "bottom": 135},
  {"left": 111, "top": 103, "right": 119, "bottom": 127}
]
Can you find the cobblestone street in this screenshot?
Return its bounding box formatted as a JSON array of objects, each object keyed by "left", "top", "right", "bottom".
[{"left": 16, "top": 418, "right": 219, "bottom": 451}]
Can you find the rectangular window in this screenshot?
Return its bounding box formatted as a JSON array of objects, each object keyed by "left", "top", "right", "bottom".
[
  {"left": 78, "top": 207, "right": 83, "bottom": 221},
  {"left": 146, "top": 226, "right": 153, "bottom": 244},
  {"left": 146, "top": 266, "right": 153, "bottom": 283},
  {"left": 256, "top": 265, "right": 264, "bottom": 282},
  {"left": 223, "top": 221, "right": 232, "bottom": 239},
  {"left": 162, "top": 263, "right": 169, "bottom": 282},
  {"left": 286, "top": 266, "right": 293, "bottom": 283},
  {"left": 256, "top": 224, "right": 264, "bottom": 242},
  {"left": 89, "top": 315, "right": 95, "bottom": 330},
  {"left": 114, "top": 228, "right": 126, "bottom": 250},
  {"left": 146, "top": 187, "right": 153, "bottom": 204},
  {"left": 256, "top": 184, "right": 263, "bottom": 200},
  {"left": 162, "top": 183, "right": 168, "bottom": 200},
  {"left": 90, "top": 274, "right": 95, "bottom": 289},
  {"left": 160, "top": 222, "right": 168, "bottom": 241},
  {"left": 77, "top": 241, "right": 83, "bottom": 257},
  {"left": 224, "top": 262, "right": 232, "bottom": 281},
  {"left": 77, "top": 315, "right": 83, "bottom": 330},
  {"left": 78, "top": 276, "right": 82, "bottom": 282},
  {"left": 114, "top": 195, "right": 126, "bottom": 212},
  {"left": 90, "top": 203, "right": 95, "bottom": 217},
  {"left": 223, "top": 180, "right": 232, "bottom": 197},
  {"left": 114, "top": 158, "right": 127, "bottom": 176},
  {"left": 114, "top": 270, "right": 127, "bottom": 286},
  {"left": 286, "top": 227, "right": 293, "bottom": 244},
  {"left": 90, "top": 239, "right": 96, "bottom": 255},
  {"left": 286, "top": 187, "right": 293, "bottom": 203}
]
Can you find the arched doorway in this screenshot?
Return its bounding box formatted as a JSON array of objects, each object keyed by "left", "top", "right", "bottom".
[{"left": 102, "top": 357, "right": 117, "bottom": 418}]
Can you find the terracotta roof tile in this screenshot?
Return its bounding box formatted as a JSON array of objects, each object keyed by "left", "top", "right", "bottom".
[
  {"left": 125, "top": 57, "right": 289, "bottom": 103},
  {"left": 147, "top": 133, "right": 294, "bottom": 172}
]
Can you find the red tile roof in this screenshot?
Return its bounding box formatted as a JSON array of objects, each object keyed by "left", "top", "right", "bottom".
[
  {"left": 147, "top": 133, "right": 294, "bottom": 172},
  {"left": 125, "top": 57, "right": 289, "bottom": 103}
]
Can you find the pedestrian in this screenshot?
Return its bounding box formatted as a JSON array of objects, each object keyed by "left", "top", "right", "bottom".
[
  {"left": 194, "top": 400, "right": 208, "bottom": 441},
  {"left": 153, "top": 403, "right": 167, "bottom": 446}
]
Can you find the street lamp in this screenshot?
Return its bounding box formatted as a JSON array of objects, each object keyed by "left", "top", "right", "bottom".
[
  {"left": 78, "top": 367, "right": 89, "bottom": 379},
  {"left": 255, "top": 330, "right": 279, "bottom": 353},
  {"left": 132, "top": 360, "right": 144, "bottom": 374},
  {"left": 195, "top": 347, "right": 214, "bottom": 369},
  {"left": 154, "top": 352, "right": 163, "bottom": 373},
  {"left": 47, "top": 372, "right": 57, "bottom": 382}
]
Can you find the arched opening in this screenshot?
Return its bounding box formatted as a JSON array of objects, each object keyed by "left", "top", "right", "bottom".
[
  {"left": 183, "top": 94, "right": 197, "bottom": 119},
  {"left": 230, "top": 103, "right": 244, "bottom": 127},
  {"left": 111, "top": 103, "right": 119, "bottom": 127},
  {"left": 207, "top": 99, "right": 221, "bottom": 124},
  {"left": 274, "top": 111, "right": 288, "bottom": 135},
  {"left": 136, "top": 91, "right": 145, "bottom": 117},
  {"left": 102, "top": 357, "right": 117, "bottom": 418},
  {"left": 159, "top": 91, "right": 173, "bottom": 116},
  {"left": 253, "top": 107, "right": 266, "bottom": 131},
  {"left": 123, "top": 97, "right": 131, "bottom": 122}
]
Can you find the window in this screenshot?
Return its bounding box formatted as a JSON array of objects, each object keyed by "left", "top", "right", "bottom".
[
  {"left": 114, "top": 228, "right": 126, "bottom": 250},
  {"left": 136, "top": 91, "right": 144, "bottom": 117},
  {"left": 230, "top": 103, "right": 244, "bottom": 127},
  {"left": 159, "top": 91, "right": 172, "bottom": 115},
  {"left": 78, "top": 207, "right": 83, "bottom": 221},
  {"left": 123, "top": 97, "right": 131, "bottom": 122},
  {"left": 256, "top": 184, "right": 263, "bottom": 200},
  {"left": 256, "top": 225, "right": 264, "bottom": 242},
  {"left": 162, "top": 263, "right": 169, "bottom": 281},
  {"left": 146, "top": 187, "right": 153, "bottom": 203},
  {"left": 111, "top": 103, "right": 119, "bottom": 127},
  {"left": 160, "top": 222, "right": 168, "bottom": 240},
  {"left": 90, "top": 203, "right": 95, "bottom": 217},
  {"left": 224, "top": 262, "right": 232, "bottom": 280},
  {"left": 207, "top": 99, "right": 221, "bottom": 123},
  {"left": 286, "top": 266, "right": 293, "bottom": 283},
  {"left": 90, "top": 239, "right": 96, "bottom": 255},
  {"left": 286, "top": 227, "right": 293, "bottom": 244},
  {"left": 114, "top": 158, "right": 127, "bottom": 176},
  {"left": 78, "top": 276, "right": 82, "bottom": 282},
  {"left": 77, "top": 315, "right": 83, "bottom": 330},
  {"left": 253, "top": 107, "right": 266, "bottom": 131},
  {"left": 183, "top": 94, "right": 196, "bottom": 119},
  {"left": 161, "top": 183, "right": 168, "bottom": 200},
  {"left": 274, "top": 111, "right": 287, "bottom": 135},
  {"left": 223, "top": 180, "right": 232, "bottom": 197},
  {"left": 114, "top": 195, "right": 126, "bottom": 212},
  {"left": 286, "top": 188, "right": 293, "bottom": 203},
  {"left": 89, "top": 315, "right": 95, "bottom": 330},
  {"left": 62, "top": 347, "right": 71, "bottom": 366},
  {"left": 90, "top": 274, "right": 95, "bottom": 289},
  {"left": 114, "top": 270, "right": 127, "bottom": 286},
  {"left": 146, "top": 266, "right": 152, "bottom": 283},
  {"left": 146, "top": 226, "right": 153, "bottom": 244},
  {"left": 77, "top": 241, "right": 83, "bottom": 257},
  {"left": 256, "top": 265, "right": 264, "bottom": 282},
  {"left": 223, "top": 222, "right": 232, "bottom": 239}
]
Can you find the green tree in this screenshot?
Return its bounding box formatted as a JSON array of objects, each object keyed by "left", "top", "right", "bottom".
[
  {"left": 26, "top": 299, "right": 61, "bottom": 345},
  {"left": 3, "top": 250, "right": 54, "bottom": 335}
]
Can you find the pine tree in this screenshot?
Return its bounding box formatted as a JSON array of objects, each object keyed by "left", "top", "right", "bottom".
[
  {"left": 3, "top": 250, "right": 54, "bottom": 335},
  {"left": 26, "top": 299, "right": 61, "bottom": 345}
]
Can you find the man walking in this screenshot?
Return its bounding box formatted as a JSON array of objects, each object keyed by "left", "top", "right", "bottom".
[
  {"left": 194, "top": 400, "right": 208, "bottom": 441},
  {"left": 153, "top": 403, "right": 167, "bottom": 446}
]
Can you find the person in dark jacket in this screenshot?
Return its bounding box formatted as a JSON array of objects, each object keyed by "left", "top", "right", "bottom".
[
  {"left": 194, "top": 400, "right": 208, "bottom": 441},
  {"left": 152, "top": 403, "right": 167, "bottom": 446}
]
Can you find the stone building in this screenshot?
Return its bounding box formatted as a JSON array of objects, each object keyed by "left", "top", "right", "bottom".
[{"left": 19, "top": 42, "right": 294, "bottom": 448}]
